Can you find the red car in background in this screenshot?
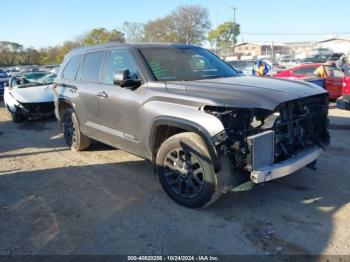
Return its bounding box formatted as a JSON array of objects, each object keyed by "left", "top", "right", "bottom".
[
  {"left": 336, "top": 73, "right": 350, "bottom": 110},
  {"left": 274, "top": 63, "right": 344, "bottom": 99}
]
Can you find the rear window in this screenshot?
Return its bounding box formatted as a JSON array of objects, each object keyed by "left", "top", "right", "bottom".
[
  {"left": 292, "top": 66, "right": 317, "bottom": 76},
  {"left": 325, "top": 67, "right": 344, "bottom": 78},
  {"left": 80, "top": 51, "right": 105, "bottom": 82},
  {"left": 62, "top": 55, "right": 82, "bottom": 80}
]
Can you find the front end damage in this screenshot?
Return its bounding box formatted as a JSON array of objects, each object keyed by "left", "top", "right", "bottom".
[
  {"left": 13, "top": 101, "right": 55, "bottom": 119},
  {"left": 204, "top": 94, "right": 330, "bottom": 189}
]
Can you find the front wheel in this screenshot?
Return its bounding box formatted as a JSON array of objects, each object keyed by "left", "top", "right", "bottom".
[
  {"left": 156, "top": 132, "right": 221, "bottom": 208},
  {"left": 11, "top": 111, "right": 24, "bottom": 122},
  {"left": 62, "top": 108, "right": 91, "bottom": 151}
]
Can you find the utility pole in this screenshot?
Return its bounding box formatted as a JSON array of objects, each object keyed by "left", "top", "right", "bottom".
[
  {"left": 215, "top": 0, "right": 219, "bottom": 53},
  {"left": 216, "top": 0, "right": 219, "bottom": 27},
  {"left": 231, "top": 6, "right": 237, "bottom": 25},
  {"left": 230, "top": 6, "right": 238, "bottom": 56}
]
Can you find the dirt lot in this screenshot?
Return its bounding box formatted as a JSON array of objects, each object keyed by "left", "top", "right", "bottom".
[{"left": 0, "top": 102, "right": 349, "bottom": 255}]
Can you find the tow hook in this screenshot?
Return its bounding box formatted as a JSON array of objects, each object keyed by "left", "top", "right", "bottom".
[{"left": 306, "top": 160, "right": 317, "bottom": 171}]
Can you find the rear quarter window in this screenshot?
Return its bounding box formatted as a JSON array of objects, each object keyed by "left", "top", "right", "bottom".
[{"left": 62, "top": 55, "right": 82, "bottom": 80}]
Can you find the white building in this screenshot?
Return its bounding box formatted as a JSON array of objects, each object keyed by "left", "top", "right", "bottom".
[
  {"left": 314, "top": 37, "right": 350, "bottom": 54},
  {"left": 286, "top": 41, "right": 314, "bottom": 59}
]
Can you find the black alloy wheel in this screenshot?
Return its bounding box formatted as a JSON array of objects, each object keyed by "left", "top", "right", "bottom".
[{"left": 163, "top": 148, "right": 205, "bottom": 199}]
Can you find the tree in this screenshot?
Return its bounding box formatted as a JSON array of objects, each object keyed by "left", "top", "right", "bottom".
[
  {"left": 57, "top": 41, "right": 81, "bottom": 62},
  {"left": 0, "top": 41, "right": 23, "bottom": 65},
  {"left": 22, "top": 48, "right": 40, "bottom": 65},
  {"left": 144, "top": 17, "right": 178, "bottom": 43},
  {"left": 170, "top": 5, "right": 211, "bottom": 44},
  {"left": 122, "top": 22, "right": 145, "bottom": 42},
  {"left": 39, "top": 46, "right": 61, "bottom": 65},
  {"left": 144, "top": 5, "right": 210, "bottom": 44},
  {"left": 208, "top": 21, "right": 240, "bottom": 50},
  {"left": 82, "top": 28, "right": 125, "bottom": 46}
]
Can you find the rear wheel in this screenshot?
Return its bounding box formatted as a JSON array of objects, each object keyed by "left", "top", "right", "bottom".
[
  {"left": 62, "top": 108, "right": 91, "bottom": 151},
  {"left": 156, "top": 132, "right": 221, "bottom": 208}
]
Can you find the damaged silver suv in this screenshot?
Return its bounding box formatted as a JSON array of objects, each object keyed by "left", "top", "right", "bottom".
[{"left": 53, "top": 43, "right": 330, "bottom": 208}]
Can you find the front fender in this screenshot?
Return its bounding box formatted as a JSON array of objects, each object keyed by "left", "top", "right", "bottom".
[
  {"left": 142, "top": 101, "right": 226, "bottom": 170},
  {"left": 4, "top": 89, "right": 19, "bottom": 111}
]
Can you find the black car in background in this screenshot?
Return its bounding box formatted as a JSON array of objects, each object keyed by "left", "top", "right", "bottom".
[{"left": 0, "top": 70, "right": 10, "bottom": 98}]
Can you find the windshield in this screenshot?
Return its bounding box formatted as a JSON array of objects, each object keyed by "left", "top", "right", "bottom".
[
  {"left": 11, "top": 72, "right": 56, "bottom": 88},
  {"left": 140, "top": 47, "right": 238, "bottom": 81}
]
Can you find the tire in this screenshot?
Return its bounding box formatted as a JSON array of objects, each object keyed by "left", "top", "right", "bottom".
[
  {"left": 156, "top": 132, "right": 221, "bottom": 208},
  {"left": 11, "top": 111, "right": 24, "bottom": 122},
  {"left": 62, "top": 108, "right": 91, "bottom": 151}
]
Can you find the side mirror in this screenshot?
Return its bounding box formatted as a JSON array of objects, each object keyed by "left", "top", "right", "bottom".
[{"left": 113, "top": 69, "right": 141, "bottom": 90}]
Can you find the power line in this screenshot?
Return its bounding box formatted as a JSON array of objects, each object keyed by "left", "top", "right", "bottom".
[{"left": 242, "top": 32, "right": 350, "bottom": 36}]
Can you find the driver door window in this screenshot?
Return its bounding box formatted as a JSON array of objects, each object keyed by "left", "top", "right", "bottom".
[{"left": 105, "top": 50, "right": 139, "bottom": 84}]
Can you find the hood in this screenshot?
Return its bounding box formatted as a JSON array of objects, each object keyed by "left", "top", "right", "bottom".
[
  {"left": 167, "top": 76, "right": 327, "bottom": 110},
  {"left": 10, "top": 85, "right": 54, "bottom": 103}
]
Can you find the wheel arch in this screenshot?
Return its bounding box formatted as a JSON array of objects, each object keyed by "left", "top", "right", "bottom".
[
  {"left": 57, "top": 98, "right": 75, "bottom": 121},
  {"left": 149, "top": 116, "right": 221, "bottom": 171}
]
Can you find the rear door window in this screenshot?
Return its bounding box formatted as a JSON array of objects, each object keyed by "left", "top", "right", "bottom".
[
  {"left": 80, "top": 51, "right": 105, "bottom": 83},
  {"left": 62, "top": 55, "right": 82, "bottom": 80}
]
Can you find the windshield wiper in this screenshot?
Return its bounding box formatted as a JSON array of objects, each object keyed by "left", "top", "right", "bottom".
[{"left": 18, "top": 82, "right": 47, "bottom": 88}]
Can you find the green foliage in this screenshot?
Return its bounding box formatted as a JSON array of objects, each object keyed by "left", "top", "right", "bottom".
[
  {"left": 143, "top": 5, "right": 210, "bottom": 44},
  {"left": 0, "top": 41, "right": 24, "bottom": 65},
  {"left": 122, "top": 22, "right": 145, "bottom": 42},
  {"left": 208, "top": 21, "right": 240, "bottom": 49},
  {"left": 0, "top": 28, "right": 125, "bottom": 66},
  {"left": 144, "top": 17, "right": 178, "bottom": 43},
  {"left": 82, "top": 28, "right": 125, "bottom": 46}
]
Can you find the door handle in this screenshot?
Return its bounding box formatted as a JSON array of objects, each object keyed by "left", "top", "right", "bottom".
[
  {"left": 68, "top": 87, "right": 77, "bottom": 93},
  {"left": 62, "top": 83, "right": 78, "bottom": 93},
  {"left": 97, "top": 91, "right": 108, "bottom": 98}
]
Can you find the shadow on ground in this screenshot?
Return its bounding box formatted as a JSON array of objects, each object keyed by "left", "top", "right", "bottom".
[{"left": 0, "top": 153, "right": 349, "bottom": 255}]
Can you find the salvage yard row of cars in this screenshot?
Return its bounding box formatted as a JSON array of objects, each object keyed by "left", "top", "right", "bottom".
[
  {"left": 1, "top": 43, "right": 333, "bottom": 208},
  {"left": 1, "top": 66, "right": 59, "bottom": 121}
]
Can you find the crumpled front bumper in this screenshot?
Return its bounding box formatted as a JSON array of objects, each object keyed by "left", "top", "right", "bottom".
[
  {"left": 250, "top": 146, "right": 323, "bottom": 184},
  {"left": 16, "top": 102, "right": 55, "bottom": 118},
  {"left": 336, "top": 96, "right": 350, "bottom": 110}
]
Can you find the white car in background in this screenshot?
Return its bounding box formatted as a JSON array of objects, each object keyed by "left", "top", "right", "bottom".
[{"left": 4, "top": 71, "right": 56, "bottom": 122}]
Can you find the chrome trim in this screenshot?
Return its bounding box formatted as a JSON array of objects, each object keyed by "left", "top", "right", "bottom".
[{"left": 250, "top": 146, "right": 323, "bottom": 184}]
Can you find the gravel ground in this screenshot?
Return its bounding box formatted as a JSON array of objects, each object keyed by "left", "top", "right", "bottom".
[{"left": 0, "top": 102, "right": 349, "bottom": 255}]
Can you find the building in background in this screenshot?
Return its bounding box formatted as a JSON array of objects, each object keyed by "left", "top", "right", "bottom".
[
  {"left": 314, "top": 37, "right": 350, "bottom": 55},
  {"left": 223, "top": 36, "right": 350, "bottom": 62},
  {"left": 234, "top": 42, "right": 290, "bottom": 60},
  {"left": 286, "top": 41, "right": 314, "bottom": 59}
]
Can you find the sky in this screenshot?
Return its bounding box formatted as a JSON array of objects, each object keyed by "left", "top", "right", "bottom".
[{"left": 1, "top": 0, "right": 350, "bottom": 48}]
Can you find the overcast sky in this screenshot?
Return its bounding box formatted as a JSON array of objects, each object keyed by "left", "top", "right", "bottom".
[{"left": 1, "top": 0, "right": 350, "bottom": 48}]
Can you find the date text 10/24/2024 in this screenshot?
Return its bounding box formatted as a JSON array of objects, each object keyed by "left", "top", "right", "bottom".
[{"left": 128, "top": 256, "right": 219, "bottom": 261}]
